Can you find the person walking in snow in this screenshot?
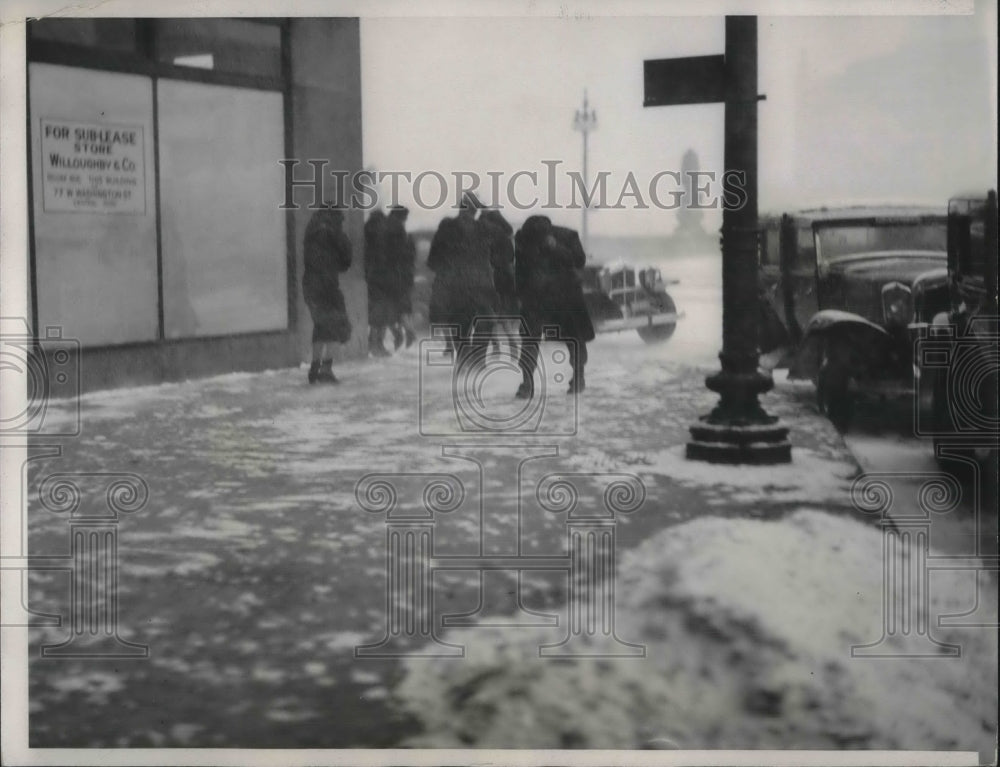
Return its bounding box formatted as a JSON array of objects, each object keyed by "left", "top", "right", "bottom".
[
  {"left": 513, "top": 215, "right": 594, "bottom": 398},
  {"left": 385, "top": 205, "right": 417, "bottom": 350},
  {"left": 302, "top": 205, "right": 353, "bottom": 384},
  {"left": 427, "top": 193, "right": 496, "bottom": 363},
  {"left": 364, "top": 209, "right": 394, "bottom": 357},
  {"left": 478, "top": 208, "right": 519, "bottom": 357}
]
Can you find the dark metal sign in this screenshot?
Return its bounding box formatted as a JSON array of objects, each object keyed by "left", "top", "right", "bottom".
[{"left": 643, "top": 54, "right": 727, "bottom": 107}]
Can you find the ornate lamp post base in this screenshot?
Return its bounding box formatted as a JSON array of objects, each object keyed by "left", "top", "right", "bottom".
[
  {"left": 687, "top": 420, "right": 791, "bottom": 464},
  {"left": 686, "top": 363, "right": 791, "bottom": 464}
]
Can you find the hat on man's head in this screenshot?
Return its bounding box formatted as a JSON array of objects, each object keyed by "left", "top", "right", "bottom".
[
  {"left": 459, "top": 192, "right": 484, "bottom": 211},
  {"left": 521, "top": 214, "right": 552, "bottom": 235},
  {"left": 480, "top": 208, "right": 513, "bottom": 235}
]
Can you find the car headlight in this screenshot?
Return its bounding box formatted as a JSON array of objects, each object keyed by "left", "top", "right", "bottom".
[{"left": 881, "top": 281, "right": 912, "bottom": 326}]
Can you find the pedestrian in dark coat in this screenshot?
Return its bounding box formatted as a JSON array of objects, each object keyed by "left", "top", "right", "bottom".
[
  {"left": 302, "top": 206, "right": 353, "bottom": 384},
  {"left": 385, "top": 205, "right": 417, "bottom": 349},
  {"left": 427, "top": 194, "right": 497, "bottom": 358},
  {"left": 364, "top": 210, "right": 394, "bottom": 357},
  {"left": 478, "top": 208, "right": 519, "bottom": 357},
  {"left": 514, "top": 215, "right": 595, "bottom": 397}
]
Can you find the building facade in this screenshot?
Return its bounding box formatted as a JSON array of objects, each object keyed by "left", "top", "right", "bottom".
[{"left": 26, "top": 17, "right": 365, "bottom": 393}]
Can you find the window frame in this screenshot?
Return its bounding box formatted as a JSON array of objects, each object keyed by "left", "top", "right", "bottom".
[{"left": 26, "top": 18, "right": 296, "bottom": 347}]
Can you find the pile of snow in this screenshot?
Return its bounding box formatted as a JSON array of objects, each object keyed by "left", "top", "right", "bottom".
[{"left": 395, "top": 509, "right": 997, "bottom": 751}]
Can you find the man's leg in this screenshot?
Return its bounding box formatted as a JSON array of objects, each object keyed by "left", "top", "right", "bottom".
[
  {"left": 400, "top": 313, "right": 417, "bottom": 348},
  {"left": 567, "top": 340, "right": 587, "bottom": 394},
  {"left": 369, "top": 322, "right": 389, "bottom": 357},
  {"left": 490, "top": 319, "right": 502, "bottom": 355},
  {"left": 314, "top": 342, "right": 339, "bottom": 384},
  {"left": 517, "top": 337, "right": 540, "bottom": 398},
  {"left": 309, "top": 339, "right": 324, "bottom": 383},
  {"left": 505, "top": 318, "right": 520, "bottom": 361},
  {"left": 455, "top": 312, "right": 488, "bottom": 373},
  {"left": 390, "top": 309, "right": 404, "bottom": 350}
]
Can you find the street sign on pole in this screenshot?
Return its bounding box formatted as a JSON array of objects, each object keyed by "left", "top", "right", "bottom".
[{"left": 643, "top": 55, "right": 727, "bottom": 107}]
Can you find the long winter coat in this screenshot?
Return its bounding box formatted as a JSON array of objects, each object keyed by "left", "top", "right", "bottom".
[
  {"left": 302, "top": 208, "right": 353, "bottom": 343},
  {"left": 385, "top": 213, "right": 416, "bottom": 315},
  {"left": 427, "top": 213, "right": 497, "bottom": 339},
  {"left": 364, "top": 211, "right": 397, "bottom": 328},
  {"left": 514, "top": 216, "right": 595, "bottom": 343},
  {"left": 479, "top": 210, "right": 517, "bottom": 316}
]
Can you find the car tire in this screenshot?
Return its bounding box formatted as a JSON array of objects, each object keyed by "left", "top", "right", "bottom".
[
  {"left": 637, "top": 323, "right": 677, "bottom": 344},
  {"left": 636, "top": 294, "right": 677, "bottom": 344}
]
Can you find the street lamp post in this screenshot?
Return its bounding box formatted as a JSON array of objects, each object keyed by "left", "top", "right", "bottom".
[
  {"left": 573, "top": 90, "right": 597, "bottom": 252},
  {"left": 686, "top": 17, "right": 791, "bottom": 464},
  {"left": 643, "top": 16, "right": 791, "bottom": 464}
]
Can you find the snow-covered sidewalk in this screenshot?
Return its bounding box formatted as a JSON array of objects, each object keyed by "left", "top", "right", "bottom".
[{"left": 22, "top": 336, "right": 994, "bottom": 751}]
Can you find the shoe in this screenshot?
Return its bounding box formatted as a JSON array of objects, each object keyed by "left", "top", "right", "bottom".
[
  {"left": 316, "top": 359, "right": 339, "bottom": 384},
  {"left": 369, "top": 327, "right": 390, "bottom": 358},
  {"left": 391, "top": 326, "right": 404, "bottom": 351},
  {"left": 515, "top": 381, "right": 534, "bottom": 400},
  {"left": 567, "top": 376, "right": 585, "bottom": 394},
  {"left": 308, "top": 361, "right": 320, "bottom": 384}
]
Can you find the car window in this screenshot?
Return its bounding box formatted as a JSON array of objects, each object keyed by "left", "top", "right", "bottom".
[
  {"left": 795, "top": 228, "right": 815, "bottom": 267},
  {"left": 815, "top": 223, "right": 945, "bottom": 260},
  {"left": 966, "top": 219, "right": 986, "bottom": 277}
]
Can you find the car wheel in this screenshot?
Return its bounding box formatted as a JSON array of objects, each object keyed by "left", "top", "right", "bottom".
[
  {"left": 637, "top": 323, "right": 676, "bottom": 344},
  {"left": 636, "top": 294, "right": 677, "bottom": 344}
]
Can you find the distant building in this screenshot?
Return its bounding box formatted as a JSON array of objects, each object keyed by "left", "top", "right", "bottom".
[
  {"left": 26, "top": 18, "right": 364, "bottom": 392},
  {"left": 672, "top": 148, "right": 715, "bottom": 253},
  {"left": 675, "top": 149, "right": 705, "bottom": 237}
]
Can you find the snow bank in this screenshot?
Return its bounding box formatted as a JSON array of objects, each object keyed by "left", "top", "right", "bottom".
[{"left": 395, "top": 509, "right": 997, "bottom": 751}]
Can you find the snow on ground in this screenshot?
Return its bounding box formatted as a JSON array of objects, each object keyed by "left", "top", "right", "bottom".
[
  {"left": 30, "top": 254, "right": 989, "bottom": 749},
  {"left": 565, "top": 443, "right": 858, "bottom": 506},
  {"left": 397, "top": 509, "right": 998, "bottom": 752}
]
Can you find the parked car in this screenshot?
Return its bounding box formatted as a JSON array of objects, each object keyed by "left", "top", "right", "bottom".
[
  {"left": 916, "top": 191, "right": 998, "bottom": 464},
  {"left": 581, "top": 262, "right": 679, "bottom": 343},
  {"left": 759, "top": 206, "right": 949, "bottom": 431}
]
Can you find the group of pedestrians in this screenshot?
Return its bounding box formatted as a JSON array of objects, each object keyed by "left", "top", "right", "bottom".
[
  {"left": 427, "top": 193, "right": 594, "bottom": 397},
  {"left": 300, "top": 194, "right": 595, "bottom": 397}
]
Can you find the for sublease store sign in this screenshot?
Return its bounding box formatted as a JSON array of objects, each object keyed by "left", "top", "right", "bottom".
[{"left": 40, "top": 118, "right": 146, "bottom": 214}]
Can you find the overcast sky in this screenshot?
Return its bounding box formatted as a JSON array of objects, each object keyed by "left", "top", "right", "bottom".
[{"left": 360, "top": 7, "right": 997, "bottom": 235}]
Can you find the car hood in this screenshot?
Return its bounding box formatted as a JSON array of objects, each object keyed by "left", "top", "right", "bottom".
[{"left": 826, "top": 250, "right": 947, "bottom": 286}]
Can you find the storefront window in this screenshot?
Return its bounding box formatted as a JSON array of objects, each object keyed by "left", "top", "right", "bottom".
[
  {"left": 29, "top": 19, "right": 290, "bottom": 348},
  {"left": 153, "top": 19, "right": 281, "bottom": 79},
  {"left": 29, "top": 63, "right": 159, "bottom": 346},
  {"left": 157, "top": 80, "right": 288, "bottom": 338}
]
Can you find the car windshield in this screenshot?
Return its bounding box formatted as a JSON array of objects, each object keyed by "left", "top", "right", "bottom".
[{"left": 815, "top": 222, "right": 946, "bottom": 261}]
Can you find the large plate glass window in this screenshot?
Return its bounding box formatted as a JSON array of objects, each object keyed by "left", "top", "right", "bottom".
[
  {"left": 29, "top": 63, "right": 159, "bottom": 346},
  {"left": 157, "top": 80, "right": 287, "bottom": 338}
]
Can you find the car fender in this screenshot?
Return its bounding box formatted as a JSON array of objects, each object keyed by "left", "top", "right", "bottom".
[
  {"left": 802, "top": 309, "right": 892, "bottom": 342},
  {"left": 790, "top": 310, "right": 895, "bottom": 381}
]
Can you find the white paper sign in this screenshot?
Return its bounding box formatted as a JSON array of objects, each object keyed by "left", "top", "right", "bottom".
[{"left": 39, "top": 118, "right": 146, "bottom": 214}]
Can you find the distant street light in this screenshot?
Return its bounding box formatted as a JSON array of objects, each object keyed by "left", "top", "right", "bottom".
[{"left": 573, "top": 90, "right": 597, "bottom": 252}]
